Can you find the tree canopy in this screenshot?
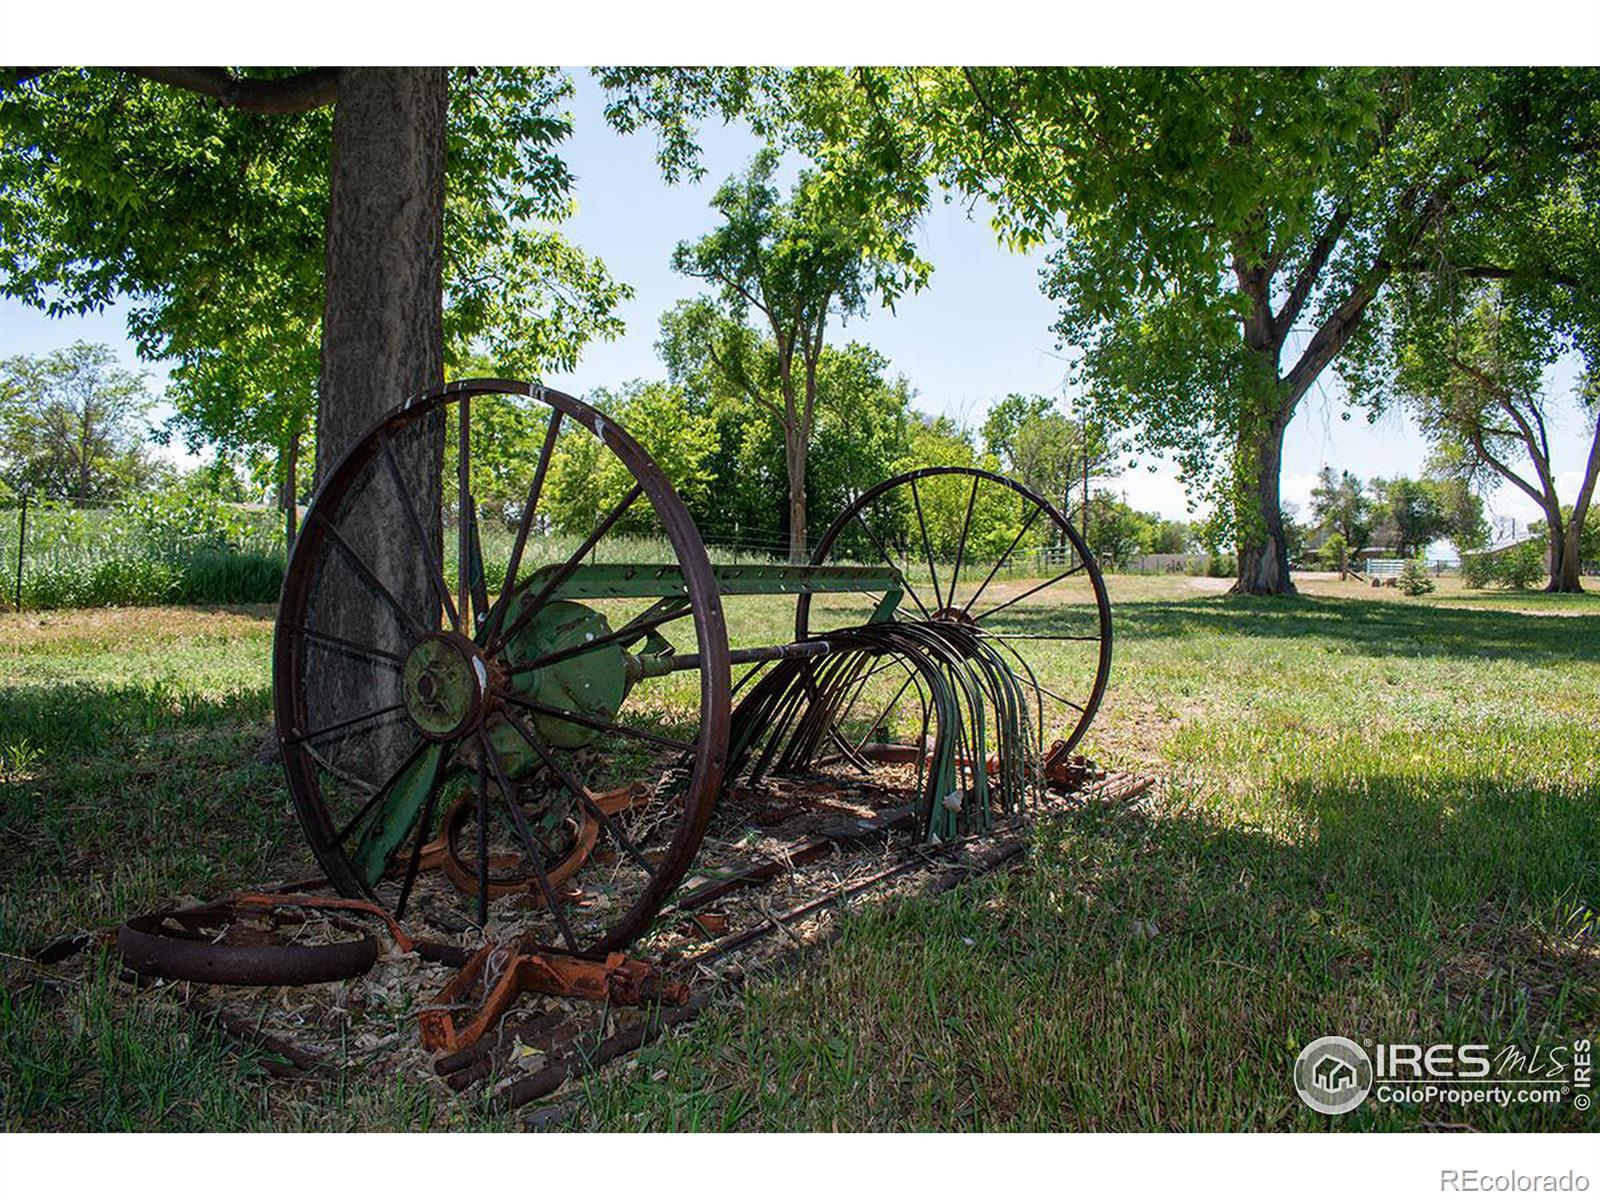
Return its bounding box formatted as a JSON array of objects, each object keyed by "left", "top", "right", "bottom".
[{"left": 0, "top": 68, "right": 630, "bottom": 488}]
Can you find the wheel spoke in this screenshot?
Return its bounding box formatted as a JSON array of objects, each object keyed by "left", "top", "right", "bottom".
[
  {"left": 314, "top": 512, "right": 432, "bottom": 641},
  {"left": 499, "top": 709, "right": 658, "bottom": 879},
  {"left": 506, "top": 599, "right": 692, "bottom": 679},
  {"left": 281, "top": 621, "right": 404, "bottom": 669},
  {"left": 949, "top": 473, "right": 980, "bottom": 608},
  {"left": 500, "top": 694, "right": 697, "bottom": 753},
  {"left": 394, "top": 744, "right": 452, "bottom": 920},
  {"left": 331, "top": 734, "right": 438, "bottom": 849},
  {"left": 911, "top": 475, "right": 944, "bottom": 612},
  {"left": 972, "top": 629, "right": 1101, "bottom": 642},
  {"left": 970, "top": 563, "right": 1084, "bottom": 624},
  {"left": 852, "top": 509, "right": 933, "bottom": 620},
  {"left": 491, "top": 484, "right": 644, "bottom": 653},
  {"left": 960, "top": 506, "right": 1042, "bottom": 619},
  {"left": 484, "top": 410, "right": 562, "bottom": 645},
  {"left": 457, "top": 397, "right": 472, "bottom": 631},
  {"left": 474, "top": 757, "right": 490, "bottom": 929},
  {"left": 377, "top": 432, "right": 458, "bottom": 632},
  {"left": 479, "top": 734, "right": 580, "bottom": 952},
  {"left": 287, "top": 702, "right": 407, "bottom": 747}
]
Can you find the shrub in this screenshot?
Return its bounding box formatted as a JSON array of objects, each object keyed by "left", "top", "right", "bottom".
[
  {"left": 1398, "top": 556, "right": 1435, "bottom": 596},
  {"left": 1497, "top": 539, "right": 1546, "bottom": 590},
  {"left": 1460, "top": 551, "right": 1496, "bottom": 589},
  {"left": 1460, "top": 542, "right": 1547, "bottom": 591}
]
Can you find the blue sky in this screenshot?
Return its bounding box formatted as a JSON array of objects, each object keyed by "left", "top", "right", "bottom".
[{"left": 2, "top": 69, "right": 1588, "bottom": 535}]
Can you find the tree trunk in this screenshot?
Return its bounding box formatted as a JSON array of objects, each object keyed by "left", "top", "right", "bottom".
[
  {"left": 308, "top": 67, "right": 448, "bottom": 779},
  {"left": 281, "top": 422, "right": 300, "bottom": 556},
  {"left": 1232, "top": 418, "right": 1296, "bottom": 596},
  {"left": 1547, "top": 523, "right": 1578, "bottom": 592},
  {"left": 317, "top": 67, "right": 446, "bottom": 480},
  {"left": 785, "top": 426, "right": 807, "bottom": 564},
  {"left": 1548, "top": 423, "right": 1600, "bottom": 593}
]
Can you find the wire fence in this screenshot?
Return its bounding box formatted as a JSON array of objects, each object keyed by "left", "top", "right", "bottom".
[
  {"left": 2, "top": 492, "right": 287, "bottom": 611},
  {"left": 4, "top": 489, "right": 1093, "bottom": 614}
]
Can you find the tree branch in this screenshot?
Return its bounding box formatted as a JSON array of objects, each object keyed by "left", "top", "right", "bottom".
[
  {"left": 120, "top": 67, "right": 340, "bottom": 114},
  {"left": 705, "top": 340, "right": 785, "bottom": 425},
  {"left": 1273, "top": 202, "right": 1351, "bottom": 346}
]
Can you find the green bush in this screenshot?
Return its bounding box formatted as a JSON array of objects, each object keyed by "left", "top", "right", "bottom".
[
  {"left": 1460, "top": 551, "right": 1496, "bottom": 589},
  {"left": 1398, "top": 556, "right": 1435, "bottom": 596},
  {"left": 1497, "top": 539, "right": 1547, "bottom": 590},
  {"left": 1459, "top": 542, "right": 1547, "bottom": 591}
]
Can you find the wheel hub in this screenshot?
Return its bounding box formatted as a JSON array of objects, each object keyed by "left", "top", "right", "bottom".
[{"left": 403, "top": 632, "right": 490, "bottom": 740}]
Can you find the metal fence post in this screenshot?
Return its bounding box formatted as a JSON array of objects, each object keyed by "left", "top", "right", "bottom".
[{"left": 14, "top": 489, "right": 27, "bottom": 612}]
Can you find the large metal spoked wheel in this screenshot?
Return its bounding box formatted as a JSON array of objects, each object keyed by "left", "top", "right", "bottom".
[
  {"left": 274, "top": 380, "right": 731, "bottom": 955},
  {"left": 794, "top": 466, "right": 1112, "bottom": 795}
]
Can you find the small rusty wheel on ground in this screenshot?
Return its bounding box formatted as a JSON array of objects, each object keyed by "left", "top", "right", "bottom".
[
  {"left": 793, "top": 465, "right": 1113, "bottom": 806},
  {"left": 274, "top": 380, "right": 731, "bottom": 954}
]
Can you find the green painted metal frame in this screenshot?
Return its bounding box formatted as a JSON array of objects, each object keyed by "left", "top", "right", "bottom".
[{"left": 529, "top": 562, "right": 905, "bottom": 622}]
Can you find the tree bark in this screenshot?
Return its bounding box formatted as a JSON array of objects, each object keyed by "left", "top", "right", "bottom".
[
  {"left": 281, "top": 421, "right": 300, "bottom": 555},
  {"left": 317, "top": 67, "right": 446, "bottom": 480},
  {"left": 785, "top": 427, "right": 808, "bottom": 564},
  {"left": 1548, "top": 516, "right": 1575, "bottom": 593},
  {"left": 1232, "top": 417, "right": 1296, "bottom": 596},
  {"left": 309, "top": 67, "right": 448, "bottom": 779}
]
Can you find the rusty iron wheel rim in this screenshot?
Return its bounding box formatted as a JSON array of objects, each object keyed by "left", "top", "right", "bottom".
[
  {"left": 117, "top": 905, "right": 379, "bottom": 986},
  {"left": 796, "top": 464, "right": 1113, "bottom": 772},
  {"left": 273, "top": 379, "right": 731, "bottom": 955}
]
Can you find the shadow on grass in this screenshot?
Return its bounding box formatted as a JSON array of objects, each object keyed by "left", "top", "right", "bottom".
[
  {"left": 578, "top": 762, "right": 1597, "bottom": 1132},
  {"left": 0, "top": 679, "right": 291, "bottom": 956},
  {"left": 991, "top": 592, "right": 1600, "bottom": 665}
]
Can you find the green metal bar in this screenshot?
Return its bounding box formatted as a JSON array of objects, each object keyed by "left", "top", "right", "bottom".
[{"left": 518, "top": 561, "right": 904, "bottom": 602}]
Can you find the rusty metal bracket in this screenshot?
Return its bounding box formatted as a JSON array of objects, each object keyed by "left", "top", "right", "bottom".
[
  {"left": 1041, "top": 741, "right": 1104, "bottom": 793},
  {"left": 418, "top": 935, "right": 689, "bottom": 1054}
]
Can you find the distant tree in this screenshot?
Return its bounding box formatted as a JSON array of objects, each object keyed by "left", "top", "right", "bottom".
[
  {"left": 1374, "top": 476, "right": 1450, "bottom": 559},
  {"left": 600, "top": 67, "right": 1598, "bottom": 595},
  {"left": 544, "top": 380, "right": 719, "bottom": 537},
  {"left": 1309, "top": 467, "right": 1374, "bottom": 575},
  {"left": 1424, "top": 467, "right": 1489, "bottom": 556},
  {"left": 0, "top": 342, "right": 154, "bottom": 500},
  {"left": 667, "top": 151, "right": 921, "bottom": 561},
  {"left": 1371, "top": 287, "right": 1598, "bottom": 591}
]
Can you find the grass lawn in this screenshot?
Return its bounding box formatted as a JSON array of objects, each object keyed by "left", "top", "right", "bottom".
[{"left": 2, "top": 575, "right": 1596, "bottom": 1130}]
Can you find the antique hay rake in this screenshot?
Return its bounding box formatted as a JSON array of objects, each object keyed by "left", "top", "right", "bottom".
[{"left": 273, "top": 379, "right": 1112, "bottom": 959}]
